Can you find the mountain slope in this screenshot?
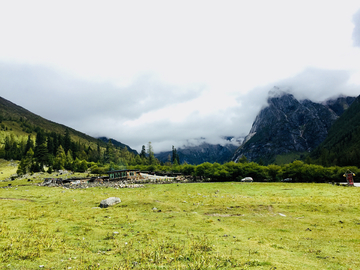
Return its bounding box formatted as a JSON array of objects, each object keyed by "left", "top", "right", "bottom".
[
  {"left": 0, "top": 96, "right": 136, "bottom": 153},
  {"left": 155, "top": 142, "right": 239, "bottom": 165},
  {"left": 0, "top": 96, "right": 100, "bottom": 145},
  {"left": 232, "top": 90, "right": 355, "bottom": 164},
  {"left": 310, "top": 95, "right": 360, "bottom": 166},
  {"left": 98, "top": 137, "right": 138, "bottom": 155}
]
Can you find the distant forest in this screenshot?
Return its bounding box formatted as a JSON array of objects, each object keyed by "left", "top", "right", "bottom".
[
  {"left": 0, "top": 108, "right": 359, "bottom": 183},
  {"left": 1, "top": 126, "right": 357, "bottom": 184}
]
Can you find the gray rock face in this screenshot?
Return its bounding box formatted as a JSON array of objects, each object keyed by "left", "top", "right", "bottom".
[
  {"left": 232, "top": 90, "right": 355, "bottom": 164},
  {"left": 100, "top": 197, "right": 121, "bottom": 208}
]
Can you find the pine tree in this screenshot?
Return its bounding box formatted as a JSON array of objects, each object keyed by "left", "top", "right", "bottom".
[
  {"left": 140, "top": 145, "right": 146, "bottom": 158},
  {"left": 64, "top": 129, "right": 71, "bottom": 153},
  {"left": 65, "top": 150, "right": 74, "bottom": 170},
  {"left": 24, "top": 135, "right": 34, "bottom": 155},
  {"left": 97, "top": 142, "right": 101, "bottom": 162},
  {"left": 104, "top": 139, "right": 115, "bottom": 163},
  {"left": 46, "top": 135, "right": 55, "bottom": 156},
  {"left": 34, "top": 143, "right": 49, "bottom": 170},
  {"left": 171, "top": 146, "right": 180, "bottom": 164},
  {"left": 54, "top": 145, "right": 66, "bottom": 170},
  {"left": 17, "top": 148, "right": 34, "bottom": 175}
]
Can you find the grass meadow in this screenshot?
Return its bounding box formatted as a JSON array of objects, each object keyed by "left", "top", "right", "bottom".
[
  {"left": 0, "top": 159, "right": 18, "bottom": 181},
  {"left": 0, "top": 179, "right": 360, "bottom": 269}
]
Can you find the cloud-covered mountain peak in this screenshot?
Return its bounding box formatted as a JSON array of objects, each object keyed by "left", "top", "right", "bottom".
[{"left": 267, "top": 86, "right": 292, "bottom": 99}]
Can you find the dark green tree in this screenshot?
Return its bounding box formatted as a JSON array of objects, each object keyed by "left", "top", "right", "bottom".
[
  {"left": 53, "top": 145, "right": 66, "bottom": 170},
  {"left": 104, "top": 139, "right": 116, "bottom": 163},
  {"left": 17, "top": 148, "right": 34, "bottom": 175},
  {"left": 172, "top": 146, "right": 180, "bottom": 164},
  {"left": 64, "top": 129, "right": 71, "bottom": 153},
  {"left": 140, "top": 145, "right": 146, "bottom": 158},
  {"left": 34, "top": 143, "right": 49, "bottom": 170},
  {"left": 238, "top": 155, "right": 249, "bottom": 163},
  {"left": 24, "top": 135, "right": 34, "bottom": 155}
]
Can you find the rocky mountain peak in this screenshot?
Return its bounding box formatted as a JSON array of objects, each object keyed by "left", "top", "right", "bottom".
[{"left": 232, "top": 90, "right": 356, "bottom": 164}]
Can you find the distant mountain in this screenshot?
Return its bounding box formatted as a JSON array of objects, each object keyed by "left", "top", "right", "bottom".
[
  {"left": 232, "top": 89, "right": 356, "bottom": 164},
  {"left": 98, "top": 137, "right": 138, "bottom": 155},
  {"left": 310, "top": 95, "right": 360, "bottom": 166},
  {"left": 155, "top": 139, "right": 241, "bottom": 165}
]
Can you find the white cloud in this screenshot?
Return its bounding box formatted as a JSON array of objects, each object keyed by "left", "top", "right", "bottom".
[
  {"left": 0, "top": 1, "right": 360, "bottom": 153},
  {"left": 353, "top": 8, "right": 360, "bottom": 47}
]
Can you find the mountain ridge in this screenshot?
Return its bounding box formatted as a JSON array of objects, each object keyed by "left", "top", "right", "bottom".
[
  {"left": 155, "top": 140, "right": 240, "bottom": 165},
  {"left": 232, "top": 90, "right": 356, "bottom": 164},
  {"left": 98, "top": 137, "right": 138, "bottom": 155},
  {"left": 0, "top": 96, "right": 137, "bottom": 153},
  {"left": 311, "top": 95, "right": 360, "bottom": 166}
]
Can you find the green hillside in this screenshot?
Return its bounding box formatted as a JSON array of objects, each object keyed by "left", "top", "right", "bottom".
[
  {"left": 0, "top": 96, "right": 107, "bottom": 147},
  {"left": 0, "top": 96, "right": 140, "bottom": 174},
  {"left": 311, "top": 95, "right": 360, "bottom": 166}
]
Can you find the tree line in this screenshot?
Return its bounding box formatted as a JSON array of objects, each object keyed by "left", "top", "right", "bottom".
[
  {"left": 0, "top": 128, "right": 139, "bottom": 175},
  {"left": 127, "top": 159, "right": 358, "bottom": 183},
  {"left": 0, "top": 128, "right": 169, "bottom": 175},
  {"left": 1, "top": 126, "right": 358, "bottom": 183}
]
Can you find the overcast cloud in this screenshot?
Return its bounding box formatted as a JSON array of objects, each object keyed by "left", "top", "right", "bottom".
[
  {"left": 1, "top": 1, "right": 360, "bottom": 153},
  {"left": 353, "top": 8, "right": 360, "bottom": 47}
]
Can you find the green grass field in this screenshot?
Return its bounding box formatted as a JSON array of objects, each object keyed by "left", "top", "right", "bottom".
[
  {"left": 0, "top": 159, "right": 18, "bottom": 181},
  {"left": 1, "top": 181, "right": 359, "bottom": 269}
]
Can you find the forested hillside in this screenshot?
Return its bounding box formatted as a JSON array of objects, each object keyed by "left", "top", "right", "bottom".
[
  {"left": 311, "top": 95, "right": 360, "bottom": 167},
  {"left": 0, "top": 96, "right": 144, "bottom": 174}
]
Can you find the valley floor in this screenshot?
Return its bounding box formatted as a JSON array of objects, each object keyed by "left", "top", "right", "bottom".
[{"left": 0, "top": 182, "right": 359, "bottom": 269}]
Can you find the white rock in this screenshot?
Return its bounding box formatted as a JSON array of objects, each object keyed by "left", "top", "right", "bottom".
[{"left": 100, "top": 197, "right": 121, "bottom": 208}]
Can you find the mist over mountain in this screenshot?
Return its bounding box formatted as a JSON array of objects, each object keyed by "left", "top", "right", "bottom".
[
  {"left": 155, "top": 137, "right": 242, "bottom": 165},
  {"left": 232, "top": 89, "right": 356, "bottom": 164}
]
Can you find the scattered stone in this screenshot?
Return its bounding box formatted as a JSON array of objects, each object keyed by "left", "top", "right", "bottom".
[{"left": 100, "top": 197, "right": 121, "bottom": 208}]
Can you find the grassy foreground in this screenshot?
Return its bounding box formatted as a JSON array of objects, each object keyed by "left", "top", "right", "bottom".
[{"left": 0, "top": 182, "right": 359, "bottom": 269}]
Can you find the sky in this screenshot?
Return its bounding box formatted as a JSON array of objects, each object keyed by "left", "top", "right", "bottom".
[{"left": 1, "top": 0, "right": 360, "bottom": 153}]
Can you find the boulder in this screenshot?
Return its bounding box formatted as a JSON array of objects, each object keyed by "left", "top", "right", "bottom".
[{"left": 100, "top": 197, "right": 121, "bottom": 208}]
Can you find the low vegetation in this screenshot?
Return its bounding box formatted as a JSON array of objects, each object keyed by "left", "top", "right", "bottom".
[{"left": 1, "top": 180, "right": 359, "bottom": 269}]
